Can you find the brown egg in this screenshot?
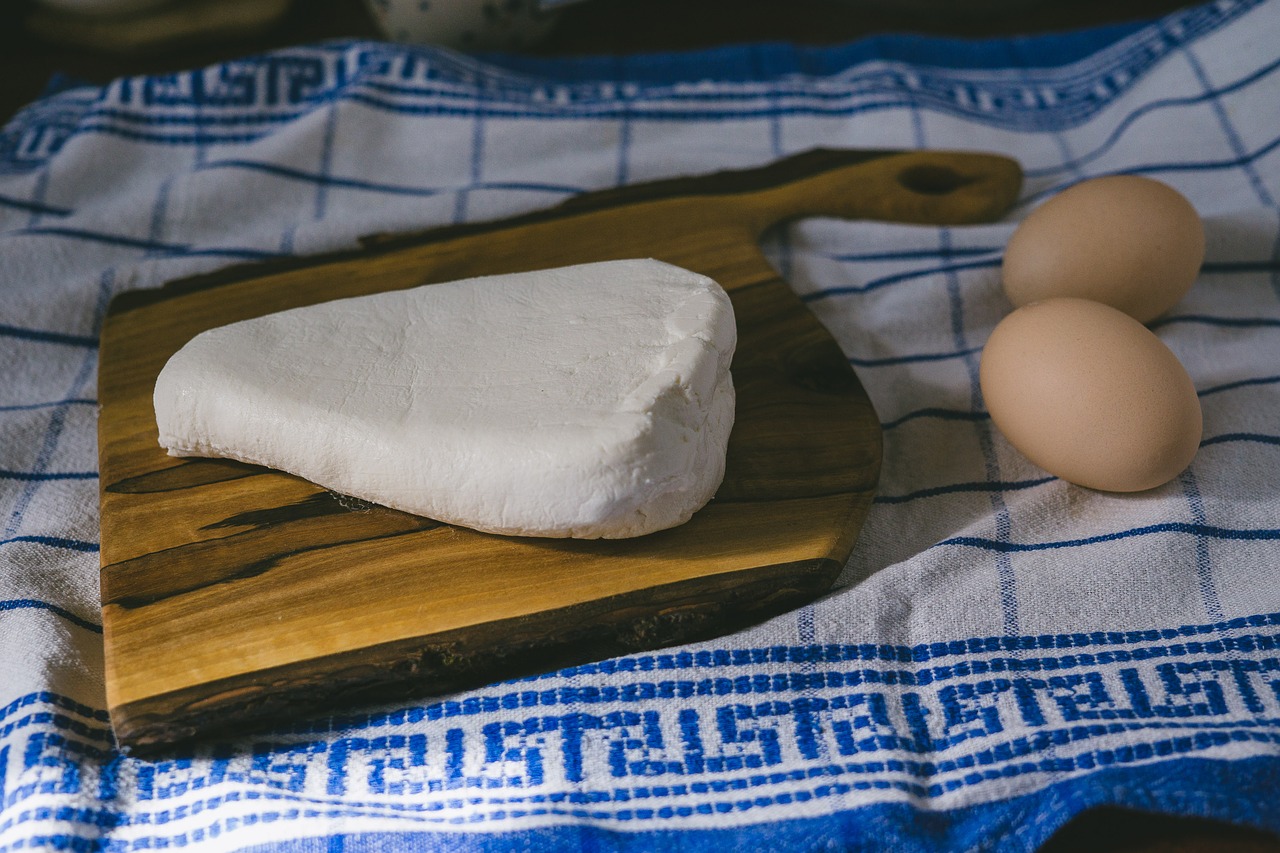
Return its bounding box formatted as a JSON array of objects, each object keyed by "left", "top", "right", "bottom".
[
  {"left": 1002, "top": 175, "right": 1204, "bottom": 323},
  {"left": 979, "top": 297, "right": 1202, "bottom": 492}
]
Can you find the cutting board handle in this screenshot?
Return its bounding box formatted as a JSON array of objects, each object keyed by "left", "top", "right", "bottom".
[
  {"left": 737, "top": 147, "right": 1023, "bottom": 235},
  {"left": 357, "top": 148, "right": 1022, "bottom": 265}
]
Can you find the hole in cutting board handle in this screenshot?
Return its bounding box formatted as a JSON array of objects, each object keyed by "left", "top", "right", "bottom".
[{"left": 896, "top": 163, "right": 975, "bottom": 195}]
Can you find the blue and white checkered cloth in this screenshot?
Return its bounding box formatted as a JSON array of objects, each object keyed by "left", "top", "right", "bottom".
[{"left": 2, "top": 0, "right": 1279, "bottom": 849}]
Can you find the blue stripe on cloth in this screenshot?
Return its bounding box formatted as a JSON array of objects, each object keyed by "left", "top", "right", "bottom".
[
  {"left": 881, "top": 407, "right": 991, "bottom": 430},
  {"left": 195, "top": 159, "right": 585, "bottom": 198},
  {"left": 0, "top": 692, "right": 111, "bottom": 726},
  {"left": 940, "top": 522, "right": 1280, "bottom": 553},
  {"left": 0, "top": 191, "right": 69, "bottom": 216},
  {"left": 1201, "top": 260, "right": 1280, "bottom": 274},
  {"left": 1198, "top": 375, "right": 1280, "bottom": 396},
  {"left": 0, "top": 599, "right": 102, "bottom": 633},
  {"left": 4, "top": 269, "right": 113, "bottom": 540},
  {"left": 0, "top": 534, "right": 98, "bottom": 552},
  {"left": 0, "top": 323, "right": 97, "bottom": 348},
  {"left": 1176, "top": 20, "right": 1277, "bottom": 209},
  {"left": 800, "top": 257, "right": 1001, "bottom": 302},
  {"left": 0, "top": 398, "right": 96, "bottom": 412},
  {"left": 865, "top": 432, "right": 1274, "bottom": 504},
  {"left": 1152, "top": 313, "right": 1280, "bottom": 330},
  {"left": 1178, "top": 469, "right": 1224, "bottom": 621},
  {"left": 1021, "top": 51, "right": 1280, "bottom": 180},
  {"left": 314, "top": 97, "right": 339, "bottom": 221},
  {"left": 145, "top": 175, "right": 176, "bottom": 262},
  {"left": 847, "top": 346, "right": 983, "bottom": 368},
  {"left": 820, "top": 246, "right": 1002, "bottom": 263},
  {"left": 1200, "top": 432, "right": 1280, "bottom": 448},
  {"left": 453, "top": 99, "right": 486, "bottom": 224},
  {"left": 8, "top": 225, "right": 284, "bottom": 260},
  {"left": 800, "top": 254, "right": 1278, "bottom": 309},
  {"left": 1014, "top": 126, "right": 1280, "bottom": 210},
  {"left": 874, "top": 477, "right": 1056, "bottom": 505},
  {"left": 0, "top": 470, "right": 97, "bottom": 482}
]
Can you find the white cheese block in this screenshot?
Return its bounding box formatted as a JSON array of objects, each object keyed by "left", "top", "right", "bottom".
[{"left": 153, "top": 259, "right": 737, "bottom": 539}]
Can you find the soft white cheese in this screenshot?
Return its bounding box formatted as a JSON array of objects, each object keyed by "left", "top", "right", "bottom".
[{"left": 153, "top": 259, "right": 737, "bottom": 539}]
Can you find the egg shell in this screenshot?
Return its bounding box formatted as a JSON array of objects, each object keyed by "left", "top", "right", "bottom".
[
  {"left": 1001, "top": 175, "right": 1205, "bottom": 323},
  {"left": 979, "top": 297, "right": 1202, "bottom": 492}
]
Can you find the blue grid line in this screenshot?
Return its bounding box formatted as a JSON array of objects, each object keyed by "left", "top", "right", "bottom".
[
  {"left": 838, "top": 316, "right": 1276, "bottom": 365},
  {"left": 452, "top": 98, "right": 486, "bottom": 225},
  {"left": 1179, "top": 469, "right": 1225, "bottom": 622},
  {"left": 1200, "top": 432, "right": 1280, "bottom": 448},
  {"left": 2, "top": 225, "right": 284, "bottom": 261},
  {"left": 614, "top": 63, "right": 633, "bottom": 188},
  {"left": 800, "top": 257, "right": 1002, "bottom": 302},
  {"left": 1151, "top": 313, "right": 1280, "bottom": 329},
  {"left": 867, "top": 436, "right": 1280, "bottom": 504},
  {"left": 0, "top": 398, "right": 96, "bottom": 413},
  {"left": 1177, "top": 22, "right": 1276, "bottom": 210},
  {"left": 874, "top": 478, "right": 1056, "bottom": 505},
  {"left": 1271, "top": 210, "right": 1280, "bottom": 303},
  {"left": 1197, "top": 374, "right": 1280, "bottom": 396},
  {"left": 805, "top": 254, "right": 1276, "bottom": 275},
  {"left": 1019, "top": 51, "right": 1280, "bottom": 180},
  {"left": 0, "top": 535, "right": 97, "bottom": 552},
  {"left": 313, "top": 97, "right": 339, "bottom": 222},
  {"left": 953, "top": 238, "right": 1018, "bottom": 636},
  {"left": 0, "top": 600, "right": 102, "bottom": 634},
  {"left": 1012, "top": 127, "right": 1280, "bottom": 211},
  {"left": 939, "top": 522, "right": 1280, "bottom": 554},
  {"left": 0, "top": 191, "right": 68, "bottom": 217},
  {"left": 145, "top": 173, "right": 176, "bottom": 260},
  {"left": 23, "top": 167, "right": 51, "bottom": 230},
  {"left": 0, "top": 470, "right": 97, "bottom": 482},
  {"left": 820, "top": 246, "right": 1002, "bottom": 264},
  {"left": 191, "top": 159, "right": 582, "bottom": 198},
  {"left": 0, "top": 324, "right": 97, "bottom": 349},
  {"left": 881, "top": 408, "right": 991, "bottom": 430},
  {"left": 847, "top": 346, "right": 983, "bottom": 368},
  {"left": 3, "top": 270, "right": 112, "bottom": 541}
]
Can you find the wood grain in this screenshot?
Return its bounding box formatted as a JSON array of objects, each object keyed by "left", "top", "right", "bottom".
[{"left": 97, "top": 148, "right": 1022, "bottom": 752}]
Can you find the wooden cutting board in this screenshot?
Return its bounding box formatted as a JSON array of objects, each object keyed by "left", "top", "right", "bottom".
[{"left": 98, "top": 148, "right": 1021, "bottom": 753}]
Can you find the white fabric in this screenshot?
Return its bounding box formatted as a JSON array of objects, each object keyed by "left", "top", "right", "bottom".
[{"left": 1, "top": 0, "right": 1278, "bottom": 849}]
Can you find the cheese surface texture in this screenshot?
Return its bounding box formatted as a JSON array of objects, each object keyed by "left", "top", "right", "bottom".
[{"left": 153, "top": 259, "right": 737, "bottom": 538}]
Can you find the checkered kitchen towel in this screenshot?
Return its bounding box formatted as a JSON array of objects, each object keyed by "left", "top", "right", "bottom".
[{"left": 2, "top": 0, "right": 1278, "bottom": 849}]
